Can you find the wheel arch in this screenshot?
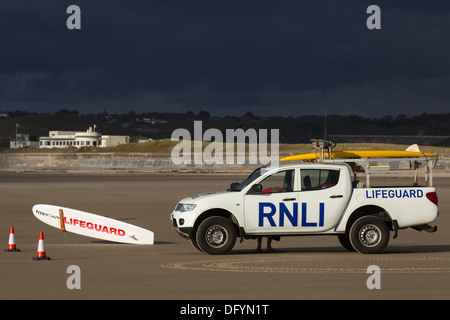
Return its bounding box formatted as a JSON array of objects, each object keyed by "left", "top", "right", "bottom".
[
  {"left": 345, "top": 205, "right": 393, "bottom": 233},
  {"left": 193, "top": 208, "right": 240, "bottom": 237}
]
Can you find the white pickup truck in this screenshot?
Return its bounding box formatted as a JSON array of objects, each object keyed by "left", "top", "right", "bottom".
[{"left": 171, "top": 161, "right": 439, "bottom": 254}]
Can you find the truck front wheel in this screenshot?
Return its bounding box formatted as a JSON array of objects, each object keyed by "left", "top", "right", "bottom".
[
  {"left": 349, "top": 216, "right": 390, "bottom": 254},
  {"left": 338, "top": 234, "right": 356, "bottom": 252},
  {"left": 196, "top": 216, "right": 237, "bottom": 255}
]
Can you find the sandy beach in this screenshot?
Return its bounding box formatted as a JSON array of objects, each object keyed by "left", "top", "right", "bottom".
[{"left": 1, "top": 172, "right": 449, "bottom": 301}]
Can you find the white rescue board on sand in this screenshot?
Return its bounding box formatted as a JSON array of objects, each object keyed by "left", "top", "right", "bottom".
[{"left": 32, "top": 204, "right": 154, "bottom": 245}]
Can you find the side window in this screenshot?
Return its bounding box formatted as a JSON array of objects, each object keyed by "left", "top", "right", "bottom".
[
  {"left": 259, "top": 170, "right": 295, "bottom": 193},
  {"left": 301, "top": 169, "right": 340, "bottom": 191}
]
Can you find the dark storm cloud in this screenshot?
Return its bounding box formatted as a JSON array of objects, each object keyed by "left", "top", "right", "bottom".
[{"left": 1, "top": 1, "right": 450, "bottom": 116}]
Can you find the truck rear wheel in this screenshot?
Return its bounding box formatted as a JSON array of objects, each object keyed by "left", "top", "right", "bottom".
[
  {"left": 349, "top": 216, "right": 390, "bottom": 254},
  {"left": 196, "top": 216, "right": 236, "bottom": 255}
]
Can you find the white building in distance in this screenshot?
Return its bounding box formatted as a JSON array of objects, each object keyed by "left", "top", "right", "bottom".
[
  {"left": 10, "top": 134, "right": 39, "bottom": 149},
  {"left": 39, "top": 126, "right": 129, "bottom": 149}
]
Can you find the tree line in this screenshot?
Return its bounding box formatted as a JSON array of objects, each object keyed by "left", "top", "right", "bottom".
[{"left": 0, "top": 110, "right": 449, "bottom": 146}]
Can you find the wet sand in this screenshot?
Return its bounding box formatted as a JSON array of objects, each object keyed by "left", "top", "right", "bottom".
[{"left": 1, "top": 172, "right": 449, "bottom": 300}]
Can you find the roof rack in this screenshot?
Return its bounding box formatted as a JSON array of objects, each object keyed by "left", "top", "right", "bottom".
[
  {"left": 320, "top": 156, "right": 437, "bottom": 187},
  {"left": 282, "top": 139, "right": 438, "bottom": 187}
]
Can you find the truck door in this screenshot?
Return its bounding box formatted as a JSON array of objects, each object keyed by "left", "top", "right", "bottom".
[
  {"left": 244, "top": 168, "right": 300, "bottom": 233},
  {"left": 297, "top": 168, "right": 348, "bottom": 232}
]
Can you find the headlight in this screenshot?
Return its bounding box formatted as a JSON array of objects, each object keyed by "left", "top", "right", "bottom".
[{"left": 175, "top": 203, "right": 197, "bottom": 212}]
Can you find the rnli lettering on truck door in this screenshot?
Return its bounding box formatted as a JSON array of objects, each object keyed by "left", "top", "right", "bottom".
[{"left": 258, "top": 202, "right": 325, "bottom": 227}]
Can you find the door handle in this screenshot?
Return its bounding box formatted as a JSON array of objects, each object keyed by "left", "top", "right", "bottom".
[
  {"left": 282, "top": 198, "right": 296, "bottom": 201},
  {"left": 330, "top": 195, "right": 343, "bottom": 198}
]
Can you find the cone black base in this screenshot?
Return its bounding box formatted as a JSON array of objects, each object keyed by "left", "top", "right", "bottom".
[
  {"left": 4, "top": 248, "right": 20, "bottom": 252},
  {"left": 32, "top": 256, "right": 50, "bottom": 260}
]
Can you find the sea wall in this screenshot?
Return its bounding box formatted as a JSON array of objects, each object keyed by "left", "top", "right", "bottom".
[
  {"left": 0, "top": 153, "right": 260, "bottom": 173},
  {"left": 1, "top": 152, "right": 449, "bottom": 174}
]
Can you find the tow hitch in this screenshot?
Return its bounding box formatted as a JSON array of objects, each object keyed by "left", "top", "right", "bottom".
[{"left": 411, "top": 224, "right": 438, "bottom": 233}]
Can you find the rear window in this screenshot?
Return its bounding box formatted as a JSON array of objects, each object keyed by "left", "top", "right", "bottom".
[{"left": 301, "top": 169, "right": 340, "bottom": 191}]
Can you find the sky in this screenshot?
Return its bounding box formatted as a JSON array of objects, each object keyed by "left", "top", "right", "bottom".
[{"left": 1, "top": 0, "right": 450, "bottom": 118}]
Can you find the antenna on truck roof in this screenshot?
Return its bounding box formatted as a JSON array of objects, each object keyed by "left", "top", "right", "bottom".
[{"left": 310, "top": 108, "right": 336, "bottom": 160}]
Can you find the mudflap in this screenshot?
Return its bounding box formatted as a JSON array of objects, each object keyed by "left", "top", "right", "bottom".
[
  {"left": 392, "top": 220, "right": 399, "bottom": 239},
  {"left": 239, "top": 227, "right": 245, "bottom": 243}
]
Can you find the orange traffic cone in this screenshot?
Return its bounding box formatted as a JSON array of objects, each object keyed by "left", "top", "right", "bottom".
[
  {"left": 5, "top": 226, "right": 20, "bottom": 252},
  {"left": 32, "top": 232, "right": 50, "bottom": 260}
]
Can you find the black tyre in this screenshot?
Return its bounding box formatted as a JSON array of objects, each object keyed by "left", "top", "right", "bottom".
[
  {"left": 338, "top": 234, "right": 356, "bottom": 252},
  {"left": 190, "top": 238, "right": 202, "bottom": 252},
  {"left": 196, "top": 216, "right": 237, "bottom": 255},
  {"left": 349, "top": 216, "right": 390, "bottom": 254}
]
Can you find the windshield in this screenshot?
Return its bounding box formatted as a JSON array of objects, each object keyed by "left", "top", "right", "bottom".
[{"left": 230, "top": 168, "right": 262, "bottom": 191}]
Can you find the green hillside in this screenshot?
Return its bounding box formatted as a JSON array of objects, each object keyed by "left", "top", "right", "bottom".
[{"left": 1, "top": 110, "right": 450, "bottom": 148}]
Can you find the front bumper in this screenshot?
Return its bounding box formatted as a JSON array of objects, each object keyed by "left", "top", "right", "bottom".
[
  {"left": 172, "top": 219, "right": 193, "bottom": 239},
  {"left": 171, "top": 212, "right": 195, "bottom": 239}
]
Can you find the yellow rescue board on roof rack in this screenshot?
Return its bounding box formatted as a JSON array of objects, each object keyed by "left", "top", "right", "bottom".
[{"left": 280, "top": 150, "right": 437, "bottom": 161}]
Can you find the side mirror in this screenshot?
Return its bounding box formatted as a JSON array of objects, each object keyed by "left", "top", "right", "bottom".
[
  {"left": 230, "top": 182, "right": 239, "bottom": 191},
  {"left": 248, "top": 184, "right": 262, "bottom": 194}
]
